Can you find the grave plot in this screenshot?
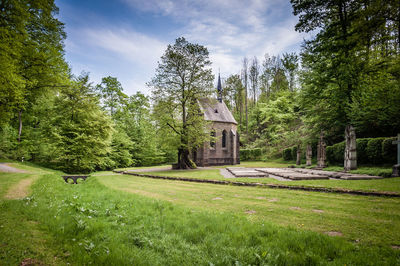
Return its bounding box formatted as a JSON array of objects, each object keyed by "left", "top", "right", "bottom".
[
  {"left": 289, "top": 168, "right": 382, "bottom": 180},
  {"left": 226, "top": 167, "right": 268, "bottom": 177},
  {"left": 256, "top": 168, "right": 329, "bottom": 180}
]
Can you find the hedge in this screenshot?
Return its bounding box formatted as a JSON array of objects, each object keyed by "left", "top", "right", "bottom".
[
  {"left": 240, "top": 148, "right": 263, "bottom": 161},
  {"left": 291, "top": 146, "right": 298, "bottom": 161},
  {"left": 366, "top": 138, "right": 385, "bottom": 164},
  {"left": 282, "top": 148, "right": 292, "bottom": 161},
  {"left": 326, "top": 137, "right": 397, "bottom": 165},
  {"left": 382, "top": 137, "right": 397, "bottom": 164}
]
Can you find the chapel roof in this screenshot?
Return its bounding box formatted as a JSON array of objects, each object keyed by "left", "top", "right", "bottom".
[{"left": 198, "top": 98, "right": 237, "bottom": 125}]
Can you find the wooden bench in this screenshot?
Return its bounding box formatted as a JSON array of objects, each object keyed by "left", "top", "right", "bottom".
[{"left": 62, "top": 175, "right": 89, "bottom": 184}]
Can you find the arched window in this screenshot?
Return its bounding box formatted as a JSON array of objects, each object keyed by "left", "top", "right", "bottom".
[
  {"left": 210, "top": 130, "right": 216, "bottom": 149},
  {"left": 222, "top": 130, "right": 227, "bottom": 148}
]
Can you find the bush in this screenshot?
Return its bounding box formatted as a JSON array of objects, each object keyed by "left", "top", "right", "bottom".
[
  {"left": 366, "top": 138, "right": 385, "bottom": 164},
  {"left": 326, "top": 146, "right": 334, "bottom": 164},
  {"left": 291, "top": 146, "right": 297, "bottom": 161},
  {"left": 282, "top": 148, "right": 292, "bottom": 161},
  {"left": 382, "top": 137, "right": 397, "bottom": 164},
  {"left": 356, "top": 138, "right": 371, "bottom": 164},
  {"left": 240, "top": 148, "right": 263, "bottom": 161},
  {"left": 327, "top": 137, "right": 396, "bottom": 166}
]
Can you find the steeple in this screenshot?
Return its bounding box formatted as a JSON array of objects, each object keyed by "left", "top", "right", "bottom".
[{"left": 217, "top": 71, "right": 222, "bottom": 103}]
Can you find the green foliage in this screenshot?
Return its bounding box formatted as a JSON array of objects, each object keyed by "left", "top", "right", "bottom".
[
  {"left": 0, "top": 0, "right": 67, "bottom": 124},
  {"left": 356, "top": 138, "right": 371, "bottom": 165},
  {"left": 382, "top": 138, "right": 397, "bottom": 164},
  {"left": 44, "top": 75, "right": 113, "bottom": 173},
  {"left": 240, "top": 148, "right": 263, "bottom": 161},
  {"left": 366, "top": 138, "right": 386, "bottom": 165},
  {"left": 292, "top": 0, "right": 400, "bottom": 143},
  {"left": 96, "top": 76, "right": 128, "bottom": 117},
  {"left": 282, "top": 148, "right": 292, "bottom": 161},
  {"left": 0, "top": 125, "right": 18, "bottom": 159},
  {"left": 326, "top": 141, "right": 345, "bottom": 165},
  {"left": 291, "top": 146, "right": 297, "bottom": 161},
  {"left": 326, "top": 137, "right": 397, "bottom": 166},
  {"left": 108, "top": 128, "right": 134, "bottom": 169}
]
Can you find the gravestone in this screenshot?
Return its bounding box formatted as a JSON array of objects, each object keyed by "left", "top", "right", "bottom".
[
  {"left": 317, "top": 132, "right": 326, "bottom": 168},
  {"left": 296, "top": 145, "right": 301, "bottom": 165},
  {"left": 392, "top": 134, "right": 400, "bottom": 177},
  {"left": 306, "top": 144, "right": 312, "bottom": 166},
  {"left": 344, "top": 125, "right": 357, "bottom": 171}
]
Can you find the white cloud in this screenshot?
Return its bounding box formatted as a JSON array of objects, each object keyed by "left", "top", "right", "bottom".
[
  {"left": 83, "top": 28, "right": 166, "bottom": 66},
  {"left": 121, "top": 0, "right": 306, "bottom": 77},
  {"left": 63, "top": 0, "right": 309, "bottom": 95}
]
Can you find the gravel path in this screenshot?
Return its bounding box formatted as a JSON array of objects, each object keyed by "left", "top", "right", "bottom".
[{"left": 0, "top": 163, "right": 27, "bottom": 173}]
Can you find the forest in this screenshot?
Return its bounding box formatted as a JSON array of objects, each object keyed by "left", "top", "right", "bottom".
[{"left": 1, "top": 0, "right": 399, "bottom": 173}]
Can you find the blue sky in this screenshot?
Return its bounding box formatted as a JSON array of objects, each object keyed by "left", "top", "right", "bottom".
[{"left": 56, "top": 0, "right": 310, "bottom": 96}]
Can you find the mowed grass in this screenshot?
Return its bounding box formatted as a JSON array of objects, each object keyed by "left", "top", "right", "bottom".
[
  {"left": 1, "top": 163, "right": 400, "bottom": 265},
  {"left": 137, "top": 168, "right": 400, "bottom": 193},
  {"left": 98, "top": 173, "right": 400, "bottom": 248}
]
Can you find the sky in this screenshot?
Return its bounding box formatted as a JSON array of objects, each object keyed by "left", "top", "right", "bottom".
[{"left": 55, "top": 0, "right": 311, "bottom": 96}]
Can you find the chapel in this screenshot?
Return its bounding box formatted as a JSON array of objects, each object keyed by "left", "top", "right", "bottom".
[{"left": 191, "top": 74, "right": 240, "bottom": 166}]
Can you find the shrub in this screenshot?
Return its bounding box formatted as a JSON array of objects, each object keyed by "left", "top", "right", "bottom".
[
  {"left": 282, "top": 148, "right": 292, "bottom": 161},
  {"left": 240, "top": 149, "right": 250, "bottom": 161},
  {"left": 326, "top": 137, "right": 397, "bottom": 166},
  {"left": 366, "top": 138, "right": 385, "bottom": 164},
  {"left": 356, "top": 138, "right": 371, "bottom": 165},
  {"left": 326, "top": 146, "right": 334, "bottom": 164},
  {"left": 240, "top": 148, "right": 263, "bottom": 161},
  {"left": 382, "top": 137, "right": 397, "bottom": 164},
  {"left": 291, "top": 146, "right": 297, "bottom": 161}
]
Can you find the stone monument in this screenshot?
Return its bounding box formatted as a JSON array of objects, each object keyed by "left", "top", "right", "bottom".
[
  {"left": 392, "top": 134, "right": 400, "bottom": 177},
  {"left": 317, "top": 132, "right": 326, "bottom": 168},
  {"left": 296, "top": 144, "right": 301, "bottom": 165},
  {"left": 306, "top": 144, "right": 312, "bottom": 166},
  {"left": 344, "top": 125, "right": 357, "bottom": 171}
]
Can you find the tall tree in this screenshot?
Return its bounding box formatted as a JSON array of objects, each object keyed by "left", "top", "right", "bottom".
[
  {"left": 249, "top": 56, "right": 260, "bottom": 104},
  {"left": 225, "top": 74, "right": 244, "bottom": 126},
  {"left": 149, "top": 37, "right": 213, "bottom": 169},
  {"left": 282, "top": 52, "right": 299, "bottom": 92},
  {"left": 96, "top": 76, "right": 127, "bottom": 117},
  {"left": 292, "top": 0, "right": 400, "bottom": 140},
  {"left": 241, "top": 57, "right": 249, "bottom": 135},
  {"left": 44, "top": 74, "right": 113, "bottom": 173},
  {"left": 0, "top": 0, "right": 68, "bottom": 140}
]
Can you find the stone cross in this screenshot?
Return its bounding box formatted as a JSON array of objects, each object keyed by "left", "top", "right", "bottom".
[
  {"left": 392, "top": 134, "right": 400, "bottom": 177},
  {"left": 306, "top": 144, "right": 312, "bottom": 166},
  {"left": 317, "top": 132, "right": 326, "bottom": 168},
  {"left": 344, "top": 125, "right": 357, "bottom": 171}
]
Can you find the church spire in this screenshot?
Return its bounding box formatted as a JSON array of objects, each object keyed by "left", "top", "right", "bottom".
[{"left": 217, "top": 71, "right": 222, "bottom": 103}]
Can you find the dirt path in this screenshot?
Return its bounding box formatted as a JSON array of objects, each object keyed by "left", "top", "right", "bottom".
[
  {"left": 4, "top": 175, "right": 39, "bottom": 199},
  {"left": 0, "top": 163, "right": 27, "bottom": 173}
]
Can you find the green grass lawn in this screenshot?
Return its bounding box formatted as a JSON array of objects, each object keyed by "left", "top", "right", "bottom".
[
  {"left": 137, "top": 168, "right": 400, "bottom": 194},
  {"left": 1, "top": 162, "right": 400, "bottom": 265},
  {"left": 98, "top": 173, "right": 400, "bottom": 248}
]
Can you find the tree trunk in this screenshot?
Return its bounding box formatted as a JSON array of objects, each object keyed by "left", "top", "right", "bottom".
[
  {"left": 18, "top": 110, "right": 22, "bottom": 142},
  {"left": 296, "top": 145, "right": 301, "bottom": 165},
  {"left": 177, "top": 147, "right": 195, "bottom": 169}
]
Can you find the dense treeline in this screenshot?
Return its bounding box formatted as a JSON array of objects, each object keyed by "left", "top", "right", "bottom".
[
  {"left": 0, "top": 0, "right": 171, "bottom": 173},
  {"left": 223, "top": 0, "right": 400, "bottom": 159}
]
